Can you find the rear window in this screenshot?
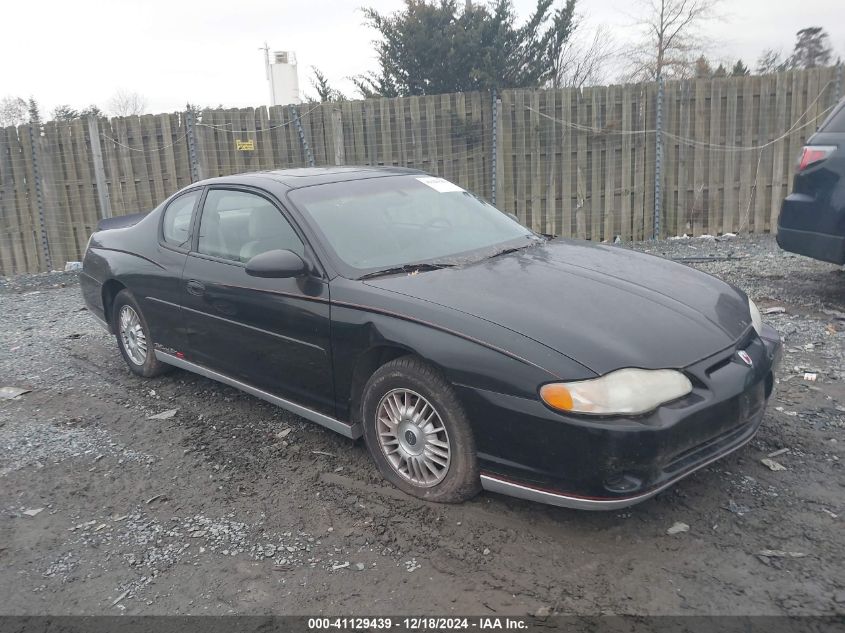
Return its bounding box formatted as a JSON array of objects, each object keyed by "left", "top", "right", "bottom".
[
  {"left": 161, "top": 190, "right": 200, "bottom": 248},
  {"left": 819, "top": 102, "right": 845, "bottom": 133}
]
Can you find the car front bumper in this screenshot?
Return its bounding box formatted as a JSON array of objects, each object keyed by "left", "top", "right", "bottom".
[{"left": 459, "top": 325, "right": 782, "bottom": 510}]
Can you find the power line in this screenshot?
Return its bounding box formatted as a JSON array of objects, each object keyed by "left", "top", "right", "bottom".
[{"left": 196, "top": 102, "right": 323, "bottom": 134}]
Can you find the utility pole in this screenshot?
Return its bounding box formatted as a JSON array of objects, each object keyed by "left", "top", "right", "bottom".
[{"left": 260, "top": 42, "right": 276, "bottom": 106}]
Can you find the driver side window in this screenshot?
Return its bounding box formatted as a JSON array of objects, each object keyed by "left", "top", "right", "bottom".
[{"left": 196, "top": 189, "right": 304, "bottom": 263}]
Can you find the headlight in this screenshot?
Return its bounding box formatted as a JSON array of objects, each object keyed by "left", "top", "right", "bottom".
[
  {"left": 748, "top": 298, "right": 763, "bottom": 335},
  {"left": 539, "top": 368, "right": 693, "bottom": 416}
]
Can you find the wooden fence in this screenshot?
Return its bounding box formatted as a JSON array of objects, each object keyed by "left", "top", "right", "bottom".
[{"left": 1, "top": 66, "right": 841, "bottom": 275}]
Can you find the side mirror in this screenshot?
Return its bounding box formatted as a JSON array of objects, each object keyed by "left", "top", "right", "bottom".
[
  {"left": 245, "top": 249, "right": 307, "bottom": 278},
  {"left": 506, "top": 212, "right": 521, "bottom": 224}
]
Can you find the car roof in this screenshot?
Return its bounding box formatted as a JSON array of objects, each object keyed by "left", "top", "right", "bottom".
[{"left": 194, "top": 166, "right": 424, "bottom": 190}]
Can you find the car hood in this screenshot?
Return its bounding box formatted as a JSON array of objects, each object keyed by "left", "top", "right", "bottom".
[{"left": 363, "top": 239, "right": 752, "bottom": 374}]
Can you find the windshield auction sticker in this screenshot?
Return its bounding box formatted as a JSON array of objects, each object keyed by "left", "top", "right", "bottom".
[{"left": 416, "top": 176, "right": 464, "bottom": 193}]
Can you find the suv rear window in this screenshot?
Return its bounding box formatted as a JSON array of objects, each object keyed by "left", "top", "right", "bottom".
[{"left": 820, "top": 103, "right": 845, "bottom": 133}]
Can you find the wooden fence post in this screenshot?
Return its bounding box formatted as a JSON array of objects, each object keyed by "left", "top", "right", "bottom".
[{"left": 87, "top": 116, "right": 112, "bottom": 219}]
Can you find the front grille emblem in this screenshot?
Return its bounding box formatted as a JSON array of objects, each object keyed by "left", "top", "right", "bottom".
[{"left": 737, "top": 350, "right": 753, "bottom": 367}]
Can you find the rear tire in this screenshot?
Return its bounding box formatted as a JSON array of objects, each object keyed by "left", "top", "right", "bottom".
[
  {"left": 362, "top": 356, "right": 480, "bottom": 503},
  {"left": 112, "top": 289, "right": 170, "bottom": 378}
]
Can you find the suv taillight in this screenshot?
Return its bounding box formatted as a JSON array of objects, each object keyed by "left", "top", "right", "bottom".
[{"left": 796, "top": 145, "right": 836, "bottom": 172}]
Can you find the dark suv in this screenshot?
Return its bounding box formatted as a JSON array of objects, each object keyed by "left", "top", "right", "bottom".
[{"left": 777, "top": 97, "right": 845, "bottom": 265}]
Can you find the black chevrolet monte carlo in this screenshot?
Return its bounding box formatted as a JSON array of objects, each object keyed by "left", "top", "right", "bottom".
[{"left": 80, "top": 167, "right": 782, "bottom": 510}]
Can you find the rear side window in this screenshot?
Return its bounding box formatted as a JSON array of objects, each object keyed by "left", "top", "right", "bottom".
[
  {"left": 161, "top": 191, "right": 200, "bottom": 248},
  {"left": 196, "top": 189, "right": 304, "bottom": 263},
  {"left": 819, "top": 103, "right": 845, "bottom": 133}
]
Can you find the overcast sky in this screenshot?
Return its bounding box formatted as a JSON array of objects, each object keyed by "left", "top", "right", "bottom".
[{"left": 2, "top": 0, "right": 843, "bottom": 117}]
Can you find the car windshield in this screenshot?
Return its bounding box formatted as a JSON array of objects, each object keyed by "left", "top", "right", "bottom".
[{"left": 289, "top": 175, "right": 536, "bottom": 277}]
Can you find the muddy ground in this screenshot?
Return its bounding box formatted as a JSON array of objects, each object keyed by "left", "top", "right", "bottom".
[{"left": 0, "top": 234, "right": 843, "bottom": 616}]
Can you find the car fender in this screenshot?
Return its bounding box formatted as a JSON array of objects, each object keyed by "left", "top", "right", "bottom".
[{"left": 328, "top": 278, "right": 596, "bottom": 423}]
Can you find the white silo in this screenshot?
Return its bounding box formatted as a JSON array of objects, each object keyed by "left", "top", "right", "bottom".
[{"left": 261, "top": 46, "right": 301, "bottom": 106}]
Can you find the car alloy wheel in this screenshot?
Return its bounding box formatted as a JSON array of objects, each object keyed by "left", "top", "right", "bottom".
[
  {"left": 375, "top": 388, "right": 451, "bottom": 487},
  {"left": 118, "top": 305, "right": 147, "bottom": 366}
]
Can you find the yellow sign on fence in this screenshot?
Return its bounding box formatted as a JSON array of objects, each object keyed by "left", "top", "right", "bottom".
[{"left": 235, "top": 139, "right": 255, "bottom": 151}]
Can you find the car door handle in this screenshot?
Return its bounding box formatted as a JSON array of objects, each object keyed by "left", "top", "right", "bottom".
[{"left": 186, "top": 280, "right": 205, "bottom": 296}]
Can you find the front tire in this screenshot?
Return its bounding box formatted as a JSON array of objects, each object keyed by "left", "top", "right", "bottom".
[
  {"left": 112, "top": 289, "right": 170, "bottom": 378},
  {"left": 362, "top": 357, "right": 480, "bottom": 503}
]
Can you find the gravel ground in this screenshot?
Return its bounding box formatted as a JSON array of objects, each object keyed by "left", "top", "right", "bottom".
[{"left": 0, "top": 234, "right": 843, "bottom": 616}]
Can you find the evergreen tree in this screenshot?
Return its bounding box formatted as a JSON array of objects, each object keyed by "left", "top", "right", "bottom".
[
  {"left": 789, "top": 27, "right": 832, "bottom": 69},
  {"left": 357, "top": 0, "right": 577, "bottom": 96},
  {"left": 80, "top": 105, "right": 104, "bottom": 118},
  {"left": 309, "top": 67, "right": 345, "bottom": 102},
  {"left": 731, "top": 59, "right": 750, "bottom": 76},
  {"left": 52, "top": 105, "right": 80, "bottom": 121},
  {"left": 27, "top": 98, "right": 41, "bottom": 126},
  {"left": 694, "top": 55, "right": 712, "bottom": 78},
  {"left": 756, "top": 49, "right": 786, "bottom": 74}
]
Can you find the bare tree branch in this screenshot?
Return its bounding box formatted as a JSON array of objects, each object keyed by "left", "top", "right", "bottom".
[
  {"left": 108, "top": 89, "right": 148, "bottom": 117},
  {"left": 0, "top": 96, "right": 28, "bottom": 127},
  {"left": 621, "top": 0, "right": 722, "bottom": 82},
  {"left": 553, "top": 24, "right": 617, "bottom": 88}
]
